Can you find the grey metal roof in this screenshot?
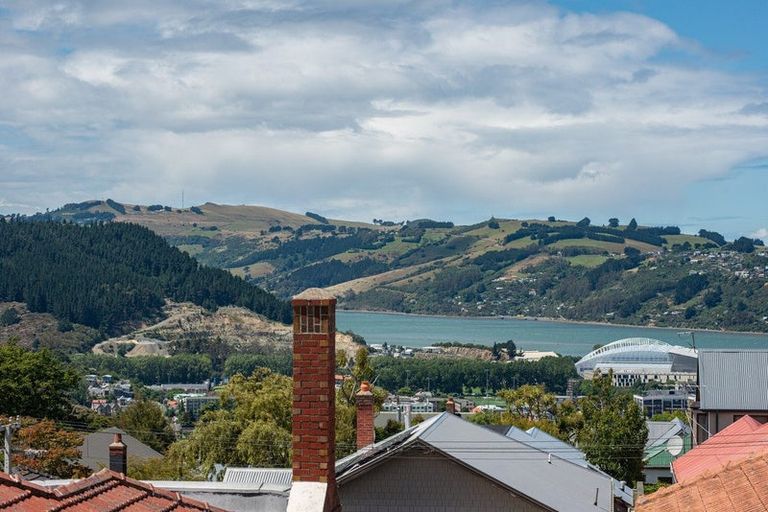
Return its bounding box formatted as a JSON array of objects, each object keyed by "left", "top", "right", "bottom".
[
  {"left": 646, "top": 419, "right": 688, "bottom": 450},
  {"left": 79, "top": 427, "right": 161, "bottom": 471},
  {"left": 699, "top": 350, "right": 768, "bottom": 410},
  {"left": 337, "top": 413, "right": 627, "bottom": 512},
  {"left": 505, "top": 427, "right": 588, "bottom": 467},
  {"left": 222, "top": 468, "right": 293, "bottom": 491}
]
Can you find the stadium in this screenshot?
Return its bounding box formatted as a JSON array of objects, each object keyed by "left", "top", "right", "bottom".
[{"left": 575, "top": 337, "right": 698, "bottom": 387}]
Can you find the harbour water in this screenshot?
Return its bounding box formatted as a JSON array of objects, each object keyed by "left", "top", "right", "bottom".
[{"left": 337, "top": 310, "right": 768, "bottom": 356}]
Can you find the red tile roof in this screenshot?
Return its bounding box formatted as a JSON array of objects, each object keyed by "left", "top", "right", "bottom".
[
  {"left": 672, "top": 415, "right": 768, "bottom": 483},
  {"left": 0, "top": 469, "right": 230, "bottom": 511},
  {"left": 637, "top": 452, "right": 768, "bottom": 512}
]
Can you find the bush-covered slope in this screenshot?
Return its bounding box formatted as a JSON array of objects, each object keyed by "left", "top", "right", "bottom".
[{"left": 0, "top": 219, "right": 291, "bottom": 334}]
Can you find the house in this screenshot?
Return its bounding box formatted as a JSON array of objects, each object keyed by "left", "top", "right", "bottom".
[
  {"left": 0, "top": 468, "right": 228, "bottom": 511},
  {"left": 224, "top": 412, "right": 632, "bottom": 512},
  {"left": 691, "top": 350, "right": 768, "bottom": 443},
  {"left": 79, "top": 427, "right": 161, "bottom": 472},
  {"left": 636, "top": 452, "right": 768, "bottom": 512},
  {"left": 642, "top": 419, "right": 691, "bottom": 484},
  {"left": 671, "top": 414, "right": 768, "bottom": 483}
]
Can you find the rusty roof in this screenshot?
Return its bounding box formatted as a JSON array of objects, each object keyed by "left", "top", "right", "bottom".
[
  {"left": 0, "top": 468, "right": 231, "bottom": 511},
  {"left": 672, "top": 415, "right": 768, "bottom": 483},
  {"left": 637, "top": 452, "right": 768, "bottom": 512}
]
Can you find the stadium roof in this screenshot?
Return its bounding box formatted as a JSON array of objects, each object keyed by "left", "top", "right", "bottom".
[{"left": 576, "top": 337, "right": 697, "bottom": 375}]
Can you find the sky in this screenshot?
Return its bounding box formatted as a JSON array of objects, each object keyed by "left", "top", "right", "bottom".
[{"left": 0, "top": 1, "right": 766, "bottom": 239}]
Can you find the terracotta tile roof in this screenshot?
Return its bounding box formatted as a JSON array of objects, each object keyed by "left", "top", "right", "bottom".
[
  {"left": 672, "top": 415, "right": 768, "bottom": 483},
  {"left": 0, "top": 469, "right": 230, "bottom": 511},
  {"left": 637, "top": 452, "right": 768, "bottom": 512}
]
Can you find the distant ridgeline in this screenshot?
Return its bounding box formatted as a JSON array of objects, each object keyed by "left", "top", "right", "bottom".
[{"left": 0, "top": 219, "right": 292, "bottom": 333}]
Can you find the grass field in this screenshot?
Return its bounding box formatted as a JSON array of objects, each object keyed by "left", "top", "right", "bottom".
[
  {"left": 663, "top": 234, "right": 710, "bottom": 247},
  {"left": 566, "top": 254, "right": 610, "bottom": 267}
]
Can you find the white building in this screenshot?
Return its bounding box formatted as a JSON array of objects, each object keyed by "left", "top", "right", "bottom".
[{"left": 575, "top": 338, "right": 697, "bottom": 387}]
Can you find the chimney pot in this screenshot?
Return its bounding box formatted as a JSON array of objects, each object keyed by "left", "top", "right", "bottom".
[
  {"left": 108, "top": 433, "right": 127, "bottom": 474},
  {"left": 356, "top": 381, "right": 375, "bottom": 450}
]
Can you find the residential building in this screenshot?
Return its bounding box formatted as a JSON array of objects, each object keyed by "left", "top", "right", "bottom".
[
  {"left": 634, "top": 389, "right": 692, "bottom": 417},
  {"left": 637, "top": 452, "right": 768, "bottom": 512},
  {"left": 180, "top": 394, "right": 219, "bottom": 419},
  {"left": 642, "top": 419, "right": 691, "bottom": 484},
  {"left": 381, "top": 398, "right": 434, "bottom": 414},
  {"left": 691, "top": 349, "right": 768, "bottom": 443},
  {"left": 0, "top": 469, "right": 229, "bottom": 512},
  {"left": 575, "top": 338, "right": 697, "bottom": 387},
  {"left": 225, "top": 412, "right": 632, "bottom": 512},
  {"left": 672, "top": 414, "right": 768, "bottom": 483}
]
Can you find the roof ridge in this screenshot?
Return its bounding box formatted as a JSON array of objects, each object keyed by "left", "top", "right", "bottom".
[
  {"left": 51, "top": 480, "right": 120, "bottom": 511},
  {"left": 0, "top": 488, "right": 32, "bottom": 508}
]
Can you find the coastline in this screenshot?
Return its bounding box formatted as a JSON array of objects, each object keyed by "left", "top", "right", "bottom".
[{"left": 337, "top": 308, "right": 768, "bottom": 337}]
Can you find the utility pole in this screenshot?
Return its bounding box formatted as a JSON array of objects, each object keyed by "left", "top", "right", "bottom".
[{"left": 1, "top": 418, "right": 20, "bottom": 474}]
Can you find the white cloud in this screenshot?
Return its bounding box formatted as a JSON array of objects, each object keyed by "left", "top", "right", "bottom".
[{"left": 0, "top": 1, "right": 766, "bottom": 224}]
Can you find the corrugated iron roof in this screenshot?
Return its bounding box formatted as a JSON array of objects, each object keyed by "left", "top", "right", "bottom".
[
  {"left": 0, "top": 468, "right": 231, "bottom": 511},
  {"left": 637, "top": 452, "right": 768, "bottom": 512},
  {"left": 223, "top": 468, "right": 292, "bottom": 488},
  {"left": 699, "top": 350, "right": 768, "bottom": 410},
  {"left": 672, "top": 415, "right": 768, "bottom": 483}
]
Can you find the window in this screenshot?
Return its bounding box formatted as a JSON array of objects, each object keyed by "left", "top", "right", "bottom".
[{"left": 298, "top": 305, "right": 329, "bottom": 333}]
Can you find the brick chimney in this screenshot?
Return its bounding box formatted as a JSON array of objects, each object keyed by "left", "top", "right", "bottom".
[
  {"left": 445, "top": 398, "right": 456, "bottom": 415},
  {"left": 287, "top": 288, "right": 340, "bottom": 512},
  {"left": 355, "top": 381, "right": 375, "bottom": 450},
  {"left": 108, "top": 433, "right": 127, "bottom": 474}
]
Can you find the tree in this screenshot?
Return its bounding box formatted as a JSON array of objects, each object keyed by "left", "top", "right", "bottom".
[
  {"left": 547, "top": 216, "right": 556, "bottom": 222},
  {"left": 576, "top": 217, "right": 591, "bottom": 227},
  {"left": 11, "top": 419, "right": 89, "bottom": 478},
  {"left": 117, "top": 400, "right": 175, "bottom": 453},
  {"left": 0, "top": 343, "right": 79, "bottom": 419},
  {"left": 732, "top": 236, "right": 755, "bottom": 253},
  {"left": 627, "top": 218, "right": 638, "bottom": 231},
  {"left": 608, "top": 218, "right": 620, "bottom": 228},
  {"left": 488, "top": 219, "right": 500, "bottom": 229},
  {"left": 505, "top": 340, "right": 517, "bottom": 359},
  {"left": 578, "top": 372, "right": 647, "bottom": 485},
  {"left": 471, "top": 386, "right": 582, "bottom": 441},
  {"left": 161, "top": 368, "right": 292, "bottom": 476},
  {"left": 0, "top": 307, "right": 20, "bottom": 326},
  {"left": 498, "top": 385, "right": 557, "bottom": 421}
]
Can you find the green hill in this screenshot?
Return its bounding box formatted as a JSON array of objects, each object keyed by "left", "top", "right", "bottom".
[
  {"left": 12, "top": 202, "right": 767, "bottom": 332},
  {"left": 0, "top": 219, "right": 291, "bottom": 344}
]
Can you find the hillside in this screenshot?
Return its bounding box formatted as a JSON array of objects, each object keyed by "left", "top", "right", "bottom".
[
  {"left": 92, "top": 302, "right": 363, "bottom": 361},
  {"left": 14, "top": 202, "right": 768, "bottom": 332},
  {"left": 0, "top": 219, "right": 291, "bottom": 346}
]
